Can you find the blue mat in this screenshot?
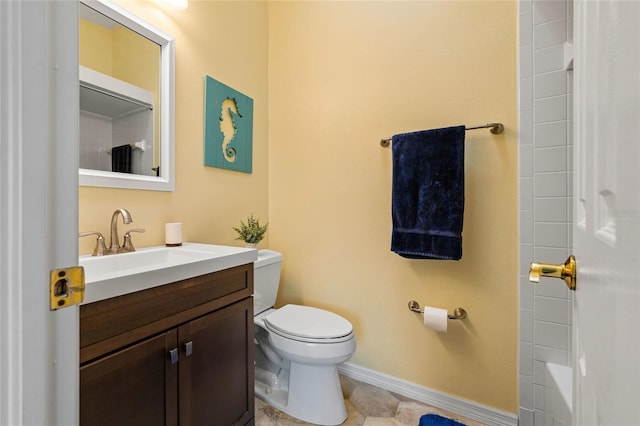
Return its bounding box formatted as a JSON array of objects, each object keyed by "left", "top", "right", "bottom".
[{"left": 418, "top": 413, "right": 466, "bottom": 426}]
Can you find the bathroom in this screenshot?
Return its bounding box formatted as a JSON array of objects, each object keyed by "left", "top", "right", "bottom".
[
  {"left": 81, "top": 0, "right": 518, "bottom": 422},
  {"left": 2, "top": 0, "right": 638, "bottom": 425}
]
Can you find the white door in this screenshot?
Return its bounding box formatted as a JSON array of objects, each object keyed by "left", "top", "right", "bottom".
[
  {"left": 0, "top": 1, "right": 79, "bottom": 425},
  {"left": 573, "top": 0, "right": 640, "bottom": 424}
]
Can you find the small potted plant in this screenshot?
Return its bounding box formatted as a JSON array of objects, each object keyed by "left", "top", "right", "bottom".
[{"left": 233, "top": 214, "right": 268, "bottom": 248}]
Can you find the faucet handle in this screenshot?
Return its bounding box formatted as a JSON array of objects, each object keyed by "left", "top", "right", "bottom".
[
  {"left": 79, "top": 231, "right": 108, "bottom": 256},
  {"left": 122, "top": 228, "right": 145, "bottom": 252}
]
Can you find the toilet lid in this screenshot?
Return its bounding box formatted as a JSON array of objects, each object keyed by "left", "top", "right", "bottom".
[{"left": 263, "top": 304, "right": 353, "bottom": 341}]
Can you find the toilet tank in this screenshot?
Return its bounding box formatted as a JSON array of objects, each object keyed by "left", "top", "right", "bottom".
[{"left": 253, "top": 249, "right": 283, "bottom": 315}]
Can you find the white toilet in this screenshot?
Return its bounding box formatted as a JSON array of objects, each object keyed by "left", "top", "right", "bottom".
[{"left": 253, "top": 250, "right": 356, "bottom": 425}]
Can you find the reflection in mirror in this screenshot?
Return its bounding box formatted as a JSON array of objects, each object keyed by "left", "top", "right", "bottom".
[{"left": 79, "top": 0, "right": 175, "bottom": 191}]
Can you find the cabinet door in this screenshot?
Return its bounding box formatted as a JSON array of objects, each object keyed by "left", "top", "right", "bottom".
[
  {"left": 80, "top": 329, "right": 179, "bottom": 426},
  {"left": 179, "top": 298, "right": 254, "bottom": 426}
]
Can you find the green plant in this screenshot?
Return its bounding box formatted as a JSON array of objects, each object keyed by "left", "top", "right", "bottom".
[{"left": 233, "top": 214, "right": 268, "bottom": 244}]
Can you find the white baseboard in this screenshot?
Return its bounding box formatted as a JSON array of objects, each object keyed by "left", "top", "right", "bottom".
[{"left": 338, "top": 362, "right": 518, "bottom": 426}]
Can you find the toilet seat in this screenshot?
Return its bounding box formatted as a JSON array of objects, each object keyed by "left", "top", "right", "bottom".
[{"left": 263, "top": 304, "right": 354, "bottom": 344}]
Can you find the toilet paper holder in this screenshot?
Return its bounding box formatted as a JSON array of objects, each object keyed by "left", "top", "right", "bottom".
[{"left": 407, "top": 300, "right": 467, "bottom": 320}]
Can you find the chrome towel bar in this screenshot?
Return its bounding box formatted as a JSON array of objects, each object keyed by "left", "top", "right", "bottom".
[
  {"left": 380, "top": 122, "right": 504, "bottom": 147},
  {"left": 407, "top": 300, "right": 467, "bottom": 320}
]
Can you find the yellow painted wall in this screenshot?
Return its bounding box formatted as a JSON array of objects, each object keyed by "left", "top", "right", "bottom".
[
  {"left": 268, "top": 1, "right": 518, "bottom": 413},
  {"left": 79, "top": 1, "right": 269, "bottom": 255},
  {"left": 79, "top": 20, "right": 113, "bottom": 75}
]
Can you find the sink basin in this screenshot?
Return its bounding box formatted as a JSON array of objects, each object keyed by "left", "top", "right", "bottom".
[{"left": 79, "top": 243, "right": 257, "bottom": 304}]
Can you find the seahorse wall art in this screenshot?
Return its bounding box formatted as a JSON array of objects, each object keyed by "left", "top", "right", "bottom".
[{"left": 204, "top": 75, "right": 254, "bottom": 173}]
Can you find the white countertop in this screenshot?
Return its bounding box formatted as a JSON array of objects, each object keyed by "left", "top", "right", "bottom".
[{"left": 80, "top": 243, "right": 257, "bottom": 305}]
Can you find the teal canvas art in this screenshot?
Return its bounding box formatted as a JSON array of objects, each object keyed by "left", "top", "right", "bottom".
[{"left": 204, "top": 76, "right": 253, "bottom": 173}]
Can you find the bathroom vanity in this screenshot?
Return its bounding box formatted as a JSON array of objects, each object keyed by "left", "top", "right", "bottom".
[{"left": 79, "top": 253, "right": 255, "bottom": 425}]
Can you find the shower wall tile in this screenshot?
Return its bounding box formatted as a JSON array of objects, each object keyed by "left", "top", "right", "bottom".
[
  {"left": 520, "top": 408, "right": 534, "bottom": 426},
  {"left": 521, "top": 77, "right": 534, "bottom": 111},
  {"left": 534, "top": 19, "right": 567, "bottom": 50},
  {"left": 534, "top": 95, "right": 567, "bottom": 123},
  {"left": 520, "top": 243, "right": 534, "bottom": 276},
  {"left": 535, "top": 71, "right": 567, "bottom": 98},
  {"left": 520, "top": 374, "right": 534, "bottom": 410},
  {"left": 533, "top": 247, "right": 569, "bottom": 265},
  {"left": 534, "top": 172, "right": 567, "bottom": 197},
  {"left": 534, "top": 384, "right": 545, "bottom": 410},
  {"left": 521, "top": 276, "right": 534, "bottom": 310},
  {"left": 534, "top": 321, "right": 568, "bottom": 351},
  {"left": 520, "top": 111, "right": 534, "bottom": 144},
  {"left": 80, "top": 111, "right": 112, "bottom": 172},
  {"left": 534, "top": 45, "right": 564, "bottom": 74},
  {"left": 520, "top": 1, "right": 572, "bottom": 421},
  {"left": 520, "top": 144, "right": 533, "bottom": 177},
  {"left": 521, "top": 210, "right": 534, "bottom": 243},
  {"left": 535, "top": 222, "right": 568, "bottom": 248},
  {"left": 534, "top": 198, "right": 567, "bottom": 222},
  {"left": 534, "top": 345, "right": 568, "bottom": 367},
  {"left": 521, "top": 308, "right": 534, "bottom": 343},
  {"left": 520, "top": 12, "right": 533, "bottom": 45},
  {"left": 521, "top": 342, "right": 534, "bottom": 375},
  {"left": 534, "top": 296, "right": 569, "bottom": 324},
  {"left": 534, "top": 360, "right": 546, "bottom": 385},
  {"left": 534, "top": 277, "right": 569, "bottom": 299},
  {"left": 521, "top": 178, "right": 533, "bottom": 210},
  {"left": 534, "top": 410, "right": 546, "bottom": 426},
  {"left": 521, "top": 45, "right": 534, "bottom": 79},
  {"left": 534, "top": 121, "right": 566, "bottom": 147},
  {"left": 535, "top": 146, "right": 566, "bottom": 172},
  {"left": 533, "top": 0, "right": 566, "bottom": 25}
]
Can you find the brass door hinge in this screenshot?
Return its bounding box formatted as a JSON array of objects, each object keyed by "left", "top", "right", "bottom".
[{"left": 50, "top": 266, "right": 85, "bottom": 310}]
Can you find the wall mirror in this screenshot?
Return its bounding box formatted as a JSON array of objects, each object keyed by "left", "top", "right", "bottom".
[{"left": 79, "top": 0, "right": 175, "bottom": 191}]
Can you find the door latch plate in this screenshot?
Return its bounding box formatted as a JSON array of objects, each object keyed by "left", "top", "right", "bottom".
[{"left": 50, "top": 266, "right": 85, "bottom": 310}]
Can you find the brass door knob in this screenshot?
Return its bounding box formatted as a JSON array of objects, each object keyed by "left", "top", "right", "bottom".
[{"left": 529, "top": 255, "right": 576, "bottom": 290}]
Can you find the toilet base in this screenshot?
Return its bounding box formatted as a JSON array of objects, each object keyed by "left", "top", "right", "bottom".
[{"left": 255, "top": 362, "right": 347, "bottom": 426}]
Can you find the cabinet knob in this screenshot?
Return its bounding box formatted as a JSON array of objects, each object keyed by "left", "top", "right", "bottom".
[
  {"left": 169, "top": 348, "right": 179, "bottom": 364},
  {"left": 184, "top": 341, "right": 193, "bottom": 357}
]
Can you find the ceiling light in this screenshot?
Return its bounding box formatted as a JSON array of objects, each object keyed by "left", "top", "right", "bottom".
[{"left": 158, "top": 0, "right": 188, "bottom": 11}]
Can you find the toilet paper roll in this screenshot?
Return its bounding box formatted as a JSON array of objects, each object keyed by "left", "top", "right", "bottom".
[
  {"left": 423, "top": 306, "right": 448, "bottom": 333},
  {"left": 165, "top": 222, "right": 182, "bottom": 246}
]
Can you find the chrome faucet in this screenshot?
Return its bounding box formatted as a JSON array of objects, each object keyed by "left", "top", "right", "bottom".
[
  {"left": 108, "top": 208, "right": 132, "bottom": 254},
  {"left": 79, "top": 231, "right": 108, "bottom": 256}
]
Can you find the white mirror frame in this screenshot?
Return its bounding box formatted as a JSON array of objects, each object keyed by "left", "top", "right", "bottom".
[{"left": 79, "top": 0, "right": 175, "bottom": 191}]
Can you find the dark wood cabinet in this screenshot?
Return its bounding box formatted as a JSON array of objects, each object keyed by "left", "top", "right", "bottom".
[
  {"left": 179, "top": 299, "right": 254, "bottom": 425},
  {"left": 80, "top": 330, "right": 179, "bottom": 426},
  {"left": 80, "top": 264, "right": 255, "bottom": 426}
]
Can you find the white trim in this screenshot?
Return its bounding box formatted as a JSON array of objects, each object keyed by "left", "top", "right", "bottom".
[
  {"left": 79, "top": 0, "right": 175, "bottom": 191},
  {"left": 0, "top": 1, "right": 79, "bottom": 424},
  {"left": 338, "top": 362, "right": 518, "bottom": 426}
]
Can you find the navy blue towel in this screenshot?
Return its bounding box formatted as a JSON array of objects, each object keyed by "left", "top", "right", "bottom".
[
  {"left": 418, "top": 413, "right": 466, "bottom": 426},
  {"left": 111, "top": 144, "right": 132, "bottom": 173},
  {"left": 391, "top": 126, "right": 465, "bottom": 260}
]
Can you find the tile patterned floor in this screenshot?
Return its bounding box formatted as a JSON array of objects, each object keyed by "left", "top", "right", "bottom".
[{"left": 255, "top": 376, "right": 488, "bottom": 426}]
